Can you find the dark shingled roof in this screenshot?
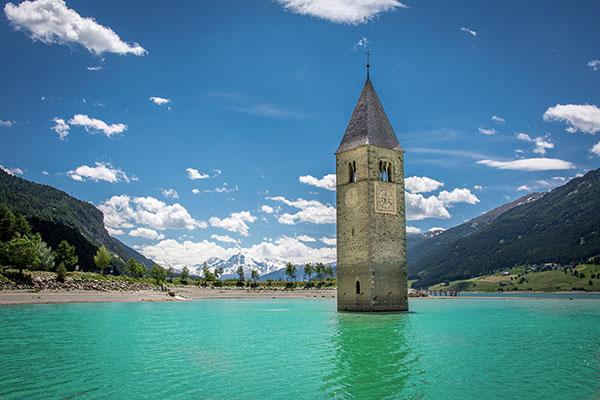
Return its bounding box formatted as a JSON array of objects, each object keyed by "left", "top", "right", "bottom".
[{"left": 336, "top": 77, "right": 402, "bottom": 154}]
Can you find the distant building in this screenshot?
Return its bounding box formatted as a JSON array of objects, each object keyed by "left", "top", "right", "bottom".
[{"left": 335, "top": 72, "right": 408, "bottom": 312}]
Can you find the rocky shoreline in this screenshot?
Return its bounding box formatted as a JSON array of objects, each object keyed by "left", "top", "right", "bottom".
[{"left": 0, "top": 273, "right": 161, "bottom": 292}]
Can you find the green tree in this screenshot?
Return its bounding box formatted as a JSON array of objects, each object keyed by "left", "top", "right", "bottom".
[
  {"left": 0, "top": 204, "right": 16, "bottom": 242},
  {"left": 55, "top": 240, "right": 78, "bottom": 271},
  {"left": 285, "top": 262, "right": 297, "bottom": 282},
  {"left": 167, "top": 267, "right": 174, "bottom": 282},
  {"left": 251, "top": 269, "right": 259, "bottom": 285},
  {"left": 214, "top": 266, "right": 224, "bottom": 281},
  {"left": 13, "top": 214, "right": 31, "bottom": 237},
  {"left": 202, "top": 266, "right": 215, "bottom": 282},
  {"left": 315, "top": 262, "right": 325, "bottom": 285},
  {"left": 93, "top": 246, "right": 111, "bottom": 274},
  {"left": 181, "top": 266, "right": 190, "bottom": 284},
  {"left": 304, "top": 263, "right": 314, "bottom": 282},
  {"left": 236, "top": 265, "right": 245, "bottom": 286},
  {"left": 33, "top": 236, "right": 55, "bottom": 271},
  {"left": 151, "top": 264, "right": 167, "bottom": 285},
  {"left": 126, "top": 257, "right": 146, "bottom": 278},
  {"left": 56, "top": 262, "right": 67, "bottom": 282},
  {"left": 4, "top": 235, "right": 39, "bottom": 273},
  {"left": 325, "top": 265, "right": 334, "bottom": 280}
]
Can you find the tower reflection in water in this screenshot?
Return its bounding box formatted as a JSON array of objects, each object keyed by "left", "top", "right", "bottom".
[{"left": 322, "top": 312, "right": 424, "bottom": 399}]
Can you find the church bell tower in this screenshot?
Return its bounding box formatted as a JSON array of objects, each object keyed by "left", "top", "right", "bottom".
[{"left": 336, "top": 73, "right": 408, "bottom": 312}]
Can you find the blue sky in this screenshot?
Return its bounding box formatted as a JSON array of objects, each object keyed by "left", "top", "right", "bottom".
[{"left": 1, "top": 0, "right": 600, "bottom": 268}]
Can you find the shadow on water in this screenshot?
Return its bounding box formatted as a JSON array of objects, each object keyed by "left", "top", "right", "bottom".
[{"left": 322, "top": 312, "right": 424, "bottom": 399}]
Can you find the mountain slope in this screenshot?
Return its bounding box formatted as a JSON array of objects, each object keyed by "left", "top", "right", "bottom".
[
  {"left": 0, "top": 170, "right": 153, "bottom": 271},
  {"left": 412, "top": 170, "right": 600, "bottom": 288},
  {"left": 408, "top": 192, "right": 544, "bottom": 275}
]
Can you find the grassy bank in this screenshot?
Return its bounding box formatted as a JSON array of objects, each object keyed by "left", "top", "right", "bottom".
[{"left": 429, "top": 264, "right": 600, "bottom": 292}]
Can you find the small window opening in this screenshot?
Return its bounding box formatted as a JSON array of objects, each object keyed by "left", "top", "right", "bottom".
[
  {"left": 379, "top": 161, "right": 392, "bottom": 182},
  {"left": 355, "top": 280, "right": 361, "bottom": 294},
  {"left": 348, "top": 161, "right": 357, "bottom": 183},
  {"left": 352, "top": 228, "right": 355, "bottom": 237}
]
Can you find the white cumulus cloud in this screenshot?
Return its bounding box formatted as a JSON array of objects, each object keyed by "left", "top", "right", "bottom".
[
  {"left": 4, "top": 0, "right": 146, "bottom": 55},
  {"left": 543, "top": 104, "right": 600, "bottom": 134},
  {"left": 186, "top": 168, "right": 220, "bottom": 180},
  {"left": 299, "top": 173, "right": 336, "bottom": 191},
  {"left": 587, "top": 60, "right": 600, "bottom": 71},
  {"left": 129, "top": 227, "right": 165, "bottom": 241},
  {"left": 51, "top": 117, "right": 69, "bottom": 140},
  {"left": 276, "top": 0, "right": 407, "bottom": 24},
  {"left": 209, "top": 211, "right": 257, "bottom": 236},
  {"left": 296, "top": 235, "right": 316, "bottom": 242},
  {"left": 68, "top": 114, "right": 126, "bottom": 137},
  {"left": 98, "top": 195, "right": 205, "bottom": 232},
  {"left": 161, "top": 189, "right": 179, "bottom": 199},
  {"left": 405, "top": 176, "right": 443, "bottom": 193},
  {"left": 437, "top": 188, "right": 479, "bottom": 205},
  {"left": 591, "top": 142, "right": 600, "bottom": 156},
  {"left": 260, "top": 205, "right": 274, "bottom": 214},
  {"left": 67, "top": 162, "right": 129, "bottom": 183},
  {"left": 149, "top": 96, "right": 171, "bottom": 106},
  {"left": 516, "top": 133, "right": 554, "bottom": 154},
  {"left": 320, "top": 236, "right": 336, "bottom": 246},
  {"left": 210, "top": 234, "right": 241, "bottom": 245},
  {"left": 268, "top": 196, "right": 336, "bottom": 225}
]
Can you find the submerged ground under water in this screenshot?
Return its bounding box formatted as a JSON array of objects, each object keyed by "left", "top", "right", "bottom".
[{"left": 0, "top": 297, "right": 598, "bottom": 399}]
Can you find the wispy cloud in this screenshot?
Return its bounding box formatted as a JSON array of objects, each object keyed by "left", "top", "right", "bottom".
[
  {"left": 478, "top": 127, "right": 497, "bottom": 136},
  {"left": 460, "top": 27, "right": 477, "bottom": 37},
  {"left": 491, "top": 115, "right": 505, "bottom": 124},
  {"left": 477, "top": 158, "right": 575, "bottom": 171},
  {"left": 208, "top": 92, "right": 305, "bottom": 119},
  {"left": 352, "top": 36, "right": 370, "bottom": 51},
  {"left": 0, "top": 119, "right": 15, "bottom": 128}
]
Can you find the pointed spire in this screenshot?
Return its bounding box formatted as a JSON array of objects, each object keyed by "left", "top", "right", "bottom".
[{"left": 336, "top": 77, "right": 402, "bottom": 154}]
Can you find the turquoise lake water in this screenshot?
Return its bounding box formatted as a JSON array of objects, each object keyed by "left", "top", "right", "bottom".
[{"left": 0, "top": 298, "right": 599, "bottom": 399}]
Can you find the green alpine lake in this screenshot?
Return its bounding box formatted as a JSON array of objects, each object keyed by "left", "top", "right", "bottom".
[{"left": 1, "top": 297, "right": 599, "bottom": 399}]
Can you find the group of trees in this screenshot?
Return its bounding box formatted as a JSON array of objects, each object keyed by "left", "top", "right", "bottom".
[
  {"left": 0, "top": 204, "right": 78, "bottom": 280},
  {"left": 285, "top": 262, "right": 334, "bottom": 286}
]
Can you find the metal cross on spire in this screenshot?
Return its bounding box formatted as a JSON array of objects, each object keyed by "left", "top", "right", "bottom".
[{"left": 366, "top": 50, "right": 371, "bottom": 78}]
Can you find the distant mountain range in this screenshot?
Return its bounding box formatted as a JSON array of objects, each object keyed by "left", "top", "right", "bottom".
[
  {"left": 0, "top": 170, "right": 153, "bottom": 271},
  {"left": 409, "top": 169, "right": 600, "bottom": 288},
  {"left": 203, "top": 253, "right": 288, "bottom": 279}
]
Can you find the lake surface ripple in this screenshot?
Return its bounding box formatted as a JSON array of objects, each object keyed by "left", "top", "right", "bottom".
[{"left": 0, "top": 298, "right": 598, "bottom": 399}]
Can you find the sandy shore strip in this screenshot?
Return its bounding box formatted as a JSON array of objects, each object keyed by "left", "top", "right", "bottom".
[
  {"left": 1, "top": 288, "right": 597, "bottom": 306},
  {"left": 0, "top": 287, "right": 338, "bottom": 306}
]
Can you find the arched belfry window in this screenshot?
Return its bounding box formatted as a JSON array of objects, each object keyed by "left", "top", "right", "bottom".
[
  {"left": 379, "top": 160, "right": 392, "bottom": 182},
  {"left": 348, "top": 161, "right": 357, "bottom": 183},
  {"left": 355, "top": 280, "right": 361, "bottom": 294}
]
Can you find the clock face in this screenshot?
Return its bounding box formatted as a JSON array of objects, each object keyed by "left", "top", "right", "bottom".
[
  {"left": 345, "top": 187, "right": 358, "bottom": 208},
  {"left": 375, "top": 182, "right": 397, "bottom": 214}
]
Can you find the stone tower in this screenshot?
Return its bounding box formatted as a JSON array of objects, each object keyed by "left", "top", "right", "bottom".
[{"left": 336, "top": 75, "right": 408, "bottom": 312}]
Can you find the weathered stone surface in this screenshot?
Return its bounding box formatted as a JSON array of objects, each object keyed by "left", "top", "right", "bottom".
[{"left": 336, "top": 78, "right": 408, "bottom": 312}]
